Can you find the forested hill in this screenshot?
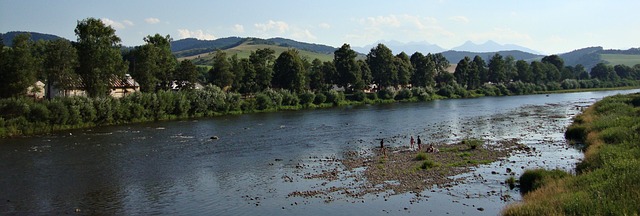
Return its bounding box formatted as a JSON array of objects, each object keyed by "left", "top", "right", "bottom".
[
  {"left": 558, "top": 47, "right": 640, "bottom": 69},
  {"left": 1, "top": 31, "right": 64, "bottom": 46},
  {"left": 441, "top": 50, "right": 543, "bottom": 64},
  {"left": 171, "top": 37, "right": 337, "bottom": 58}
]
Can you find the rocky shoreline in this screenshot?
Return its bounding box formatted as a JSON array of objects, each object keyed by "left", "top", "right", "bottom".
[{"left": 288, "top": 138, "right": 534, "bottom": 202}]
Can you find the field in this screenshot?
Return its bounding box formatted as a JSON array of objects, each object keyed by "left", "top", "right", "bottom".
[
  {"left": 178, "top": 41, "right": 334, "bottom": 65},
  {"left": 600, "top": 54, "right": 640, "bottom": 66}
]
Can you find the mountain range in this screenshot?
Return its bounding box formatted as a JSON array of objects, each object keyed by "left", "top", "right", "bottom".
[{"left": 2, "top": 31, "right": 639, "bottom": 70}]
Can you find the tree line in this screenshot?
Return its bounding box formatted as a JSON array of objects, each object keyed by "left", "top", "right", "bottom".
[{"left": 1, "top": 17, "right": 640, "bottom": 137}]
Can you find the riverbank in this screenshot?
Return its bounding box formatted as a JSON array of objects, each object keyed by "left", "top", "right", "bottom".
[
  {"left": 503, "top": 93, "right": 640, "bottom": 215},
  {"left": 1, "top": 85, "right": 639, "bottom": 138}
]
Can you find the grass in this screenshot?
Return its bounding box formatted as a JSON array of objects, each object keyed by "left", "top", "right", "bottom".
[
  {"left": 503, "top": 93, "right": 640, "bottom": 215},
  {"left": 601, "top": 54, "right": 640, "bottom": 67},
  {"left": 415, "top": 152, "right": 429, "bottom": 161},
  {"left": 419, "top": 159, "right": 439, "bottom": 170},
  {"left": 462, "top": 138, "right": 484, "bottom": 150}
]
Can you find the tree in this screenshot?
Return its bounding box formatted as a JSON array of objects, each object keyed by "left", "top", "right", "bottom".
[
  {"left": 308, "top": 59, "right": 325, "bottom": 91},
  {"left": 541, "top": 55, "right": 564, "bottom": 72},
  {"left": 488, "top": 53, "right": 506, "bottom": 83},
  {"left": 237, "top": 58, "right": 256, "bottom": 94},
  {"left": 471, "top": 55, "right": 487, "bottom": 88},
  {"left": 174, "top": 60, "right": 198, "bottom": 90},
  {"left": 74, "top": 17, "right": 127, "bottom": 97},
  {"left": 0, "top": 33, "right": 37, "bottom": 98},
  {"left": 250, "top": 48, "right": 275, "bottom": 91},
  {"left": 395, "top": 52, "right": 413, "bottom": 86},
  {"left": 454, "top": 56, "right": 471, "bottom": 88},
  {"left": 321, "top": 61, "right": 337, "bottom": 88},
  {"left": 42, "top": 39, "right": 79, "bottom": 99},
  {"left": 367, "top": 44, "right": 397, "bottom": 88},
  {"left": 575, "top": 64, "right": 590, "bottom": 80},
  {"left": 504, "top": 55, "right": 517, "bottom": 82},
  {"left": 333, "top": 44, "right": 362, "bottom": 91},
  {"left": 614, "top": 64, "right": 633, "bottom": 79},
  {"left": 209, "top": 50, "right": 234, "bottom": 89},
  {"left": 515, "top": 60, "right": 532, "bottom": 82},
  {"left": 530, "top": 61, "right": 546, "bottom": 84},
  {"left": 358, "top": 59, "right": 372, "bottom": 87},
  {"left": 144, "top": 34, "right": 177, "bottom": 90},
  {"left": 590, "top": 63, "right": 618, "bottom": 81},
  {"left": 273, "top": 49, "right": 307, "bottom": 92}
]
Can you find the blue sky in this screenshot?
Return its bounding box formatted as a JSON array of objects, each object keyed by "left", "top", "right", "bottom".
[{"left": 1, "top": 0, "right": 638, "bottom": 54}]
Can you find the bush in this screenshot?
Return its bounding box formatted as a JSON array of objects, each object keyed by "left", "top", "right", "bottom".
[
  {"left": 298, "top": 91, "right": 315, "bottom": 106},
  {"left": 255, "top": 93, "right": 273, "bottom": 110},
  {"left": 324, "top": 90, "right": 344, "bottom": 105},
  {"left": 313, "top": 92, "right": 326, "bottom": 105},
  {"left": 462, "top": 138, "right": 484, "bottom": 150},
  {"left": 519, "top": 169, "right": 570, "bottom": 194},
  {"left": 415, "top": 152, "right": 428, "bottom": 161},
  {"left": 394, "top": 88, "right": 413, "bottom": 100},
  {"left": 420, "top": 159, "right": 439, "bottom": 170},
  {"left": 352, "top": 91, "right": 366, "bottom": 102},
  {"left": 377, "top": 88, "right": 396, "bottom": 100}
]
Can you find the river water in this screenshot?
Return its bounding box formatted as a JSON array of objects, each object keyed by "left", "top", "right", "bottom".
[{"left": 1, "top": 89, "right": 638, "bottom": 215}]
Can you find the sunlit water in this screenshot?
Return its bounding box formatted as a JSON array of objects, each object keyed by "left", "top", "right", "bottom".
[{"left": 1, "top": 89, "right": 638, "bottom": 215}]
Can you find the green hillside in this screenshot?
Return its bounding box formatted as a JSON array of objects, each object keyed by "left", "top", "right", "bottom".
[
  {"left": 179, "top": 40, "right": 334, "bottom": 65},
  {"left": 601, "top": 54, "right": 640, "bottom": 67}
]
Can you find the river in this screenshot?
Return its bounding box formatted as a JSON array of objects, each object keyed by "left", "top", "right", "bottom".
[{"left": 1, "top": 89, "right": 638, "bottom": 215}]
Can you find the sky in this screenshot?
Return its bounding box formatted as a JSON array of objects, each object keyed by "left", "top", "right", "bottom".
[{"left": 1, "top": 0, "right": 638, "bottom": 54}]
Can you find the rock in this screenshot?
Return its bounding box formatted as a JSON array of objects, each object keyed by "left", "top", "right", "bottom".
[
  {"left": 210, "top": 136, "right": 219, "bottom": 140},
  {"left": 477, "top": 207, "right": 484, "bottom": 211}
]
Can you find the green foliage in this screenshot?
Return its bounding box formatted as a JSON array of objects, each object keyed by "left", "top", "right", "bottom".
[
  {"left": 351, "top": 91, "right": 366, "bottom": 102},
  {"left": 298, "top": 91, "right": 315, "bottom": 106},
  {"left": 519, "top": 169, "right": 570, "bottom": 194},
  {"left": 462, "top": 138, "right": 484, "bottom": 150},
  {"left": 419, "top": 159, "right": 439, "bottom": 170},
  {"left": 324, "top": 90, "right": 344, "bottom": 105},
  {"left": 313, "top": 92, "right": 326, "bottom": 105},
  {"left": 394, "top": 88, "right": 413, "bottom": 100},
  {"left": 377, "top": 88, "right": 396, "bottom": 100},
  {"left": 415, "top": 152, "right": 428, "bottom": 161}
]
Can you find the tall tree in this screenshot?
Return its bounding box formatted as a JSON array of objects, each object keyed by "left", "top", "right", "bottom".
[
  {"left": 321, "top": 61, "right": 337, "bottom": 88},
  {"left": 488, "top": 53, "right": 506, "bottom": 83},
  {"left": 515, "top": 60, "right": 532, "bottom": 82},
  {"left": 229, "top": 54, "right": 245, "bottom": 91},
  {"left": 0, "top": 33, "right": 37, "bottom": 98},
  {"left": 209, "top": 50, "right": 234, "bottom": 89},
  {"left": 43, "top": 39, "right": 79, "bottom": 99},
  {"left": 358, "top": 59, "right": 372, "bottom": 87},
  {"left": 575, "top": 64, "right": 590, "bottom": 80},
  {"left": 614, "top": 64, "right": 633, "bottom": 79},
  {"left": 273, "top": 49, "right": 307, "bottom": 92},
  {"left": 174, "top": 60, "right": 199, "bottom": 90},
  {"left": 590, "top": 63, "right": 618, "bottom": 81},
  {"left": 308, "top": 58, "right": 325, "bottom": 91},
  {"left": 238, "top": 58, "right": 256, "bottom": 94},
  {"left": 410, "top": 52, "right": 435, "bottom": 88},
  {"left": 454, "top": 56, "right": 471, "bottom": 89},
  {"left": 472, "top": 55, "right": 488, "bottom": 86},
  {"left": 145, "top": 34, "right": 176, "bottom": 90},
  {"left": 504, "top": 55, "right": 517, "bottom": 82},
  {"left": 395, "top": 52, "right": 413, "bottom": 86},
  {"left": 74, "top": 17, "right": 127, "bottom": 97},
  {"left": 541, "top": 55, "right": 564, "bottom": 72},
  {"left": 530, "top": 61, "right": 546, "bottom": 84},
  {"left": 333, "top": 44, "right": 362, "bottom": 91},
  {"left": 250, "top": 48, "right": 275, "bottom": 91},
  {"left": 367, "top": 43, "right": 397, "bottom": 88}
]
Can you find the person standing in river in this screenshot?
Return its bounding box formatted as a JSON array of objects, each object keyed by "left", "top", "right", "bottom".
[
  {"left": 417, "top": 136, "right": 422, "bottom": 151},
  {"left": 380, "top": 139, "right": 386, "bottom": 156},
  {"left": 410, "top": 136, "right": 415, "bottom": 150}
]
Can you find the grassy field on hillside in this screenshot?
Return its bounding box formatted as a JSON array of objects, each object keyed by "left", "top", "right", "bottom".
[
  {"left": 178, "top": 42, "right": 334, "bottom": 65},
  {"left": 601, "top": 54, "right": 640, "bottom": 66}
]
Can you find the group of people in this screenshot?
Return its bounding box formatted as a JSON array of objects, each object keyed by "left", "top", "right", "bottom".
[
  {"left": 410, "top": 135, "right": 438, "bottom": 153},
  {"left": 379, "top": 135, "right": 439, "bottom": 156}
]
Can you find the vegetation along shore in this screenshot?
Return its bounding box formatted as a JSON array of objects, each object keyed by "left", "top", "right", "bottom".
[
  {"left": 503, "top": 93, "right": 640, "bottom": 215},
  {"left": 2, "top": 17, "right": 640, "bottom": 137}
]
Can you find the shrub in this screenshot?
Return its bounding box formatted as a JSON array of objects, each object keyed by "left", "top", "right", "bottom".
[
  {"left": 463, "top": 138, "right": 484, "bottom": 150},
  {"left": 255, "top": 93, "right": 273, "bottom": 110},
  {"left": 324, "top": 90, "right": 344, "bottom": 105},
  {"left": 505, "top": 176, "right": 517, "bottom": 189},
  {"left": 420, "top": 159, "right": 439, "bottom": 170},
  {"left": 313, "top": 92, "right": 326, "bottom": 105},
  {"left": 519, "top": 169, "right": 570, "bottom": 194},
  {"left": 352, "top": 91, "right": 366, "bottom": 102},
  {"left": 415, "top": 152, "right": 428, "bottom": 161},
  {"left": 298, "top": 91, "right": 315, "bottom": 106},
  {"left": 377, "top": 88, "right": 396, "bottom": 100},
  {"left": 394, "top": 88, "right": 413, "bottom": 100}
]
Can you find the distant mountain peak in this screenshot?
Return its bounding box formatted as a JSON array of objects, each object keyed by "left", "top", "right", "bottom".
[{"left": 451, "top": 40, "right": 542, "bottom": 55}]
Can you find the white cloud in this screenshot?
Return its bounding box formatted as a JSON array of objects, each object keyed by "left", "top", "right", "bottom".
[
  {"left": 123, "top": 20, "right": 134, "bottom": 26},
  {"left": 145, "top": 17, "right": 161, "bottom": 24},
  {"left": 101, "top": 18, "right": 125, "bottom": 29},
  {"left": 291, "top": 29, "right": 317, "bottom": 41},
  {"left": 254, "top": 20, "right": 289, "bottom": 33},
  {"left": 319, "top": 23, "right": 331, "bottom": 29},
  {"left": 449, "top": 16, "right": 469, "bottom": 23},
  {"left": 177, "top": 29, "right": 216, "bottom": 40},
  {"left": 233, "top": 24, "right": 245, "bottom": 33}
]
